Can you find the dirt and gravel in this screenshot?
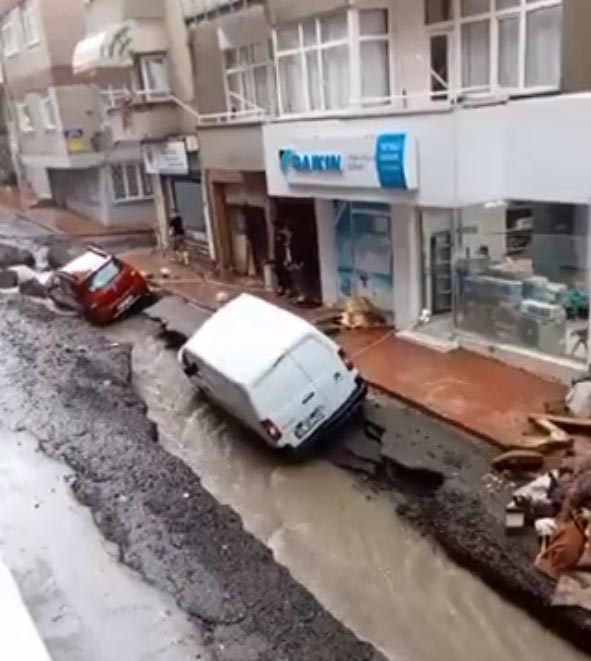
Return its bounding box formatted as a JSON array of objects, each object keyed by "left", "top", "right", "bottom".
[
  {"left": 344, "top": 400, "right": 591, "bottom": 652},
  {"left": 0, "top": 295, "right": 384, "bottom": 661}
]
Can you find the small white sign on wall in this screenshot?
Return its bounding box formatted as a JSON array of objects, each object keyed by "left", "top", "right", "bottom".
[{"left": 143, "top": 141, "right": 189, "bottom": 176}]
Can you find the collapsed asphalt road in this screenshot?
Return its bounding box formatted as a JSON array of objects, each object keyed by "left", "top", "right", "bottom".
[{"left": 0, "top": 296, "right": 383, "bottom": 661}]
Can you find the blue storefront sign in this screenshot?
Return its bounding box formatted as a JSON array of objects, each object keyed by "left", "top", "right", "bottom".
[
  {"left": 279, "top": 133, "right": 417, "bottom": 191},
  {"left": 375, "top": 133, "right": 407, "bottom": 190}
]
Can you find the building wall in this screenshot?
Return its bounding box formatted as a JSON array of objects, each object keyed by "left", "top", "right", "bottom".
[
  {"left": 190, "top": 21, "right": 226, "bottom": 115},
  {"left": 50, "top": 166, "right": 156, "bottom": 228},
  {"left": 198, "top": 124, "right": 265, "bottom": 171},
  {"left": 561, "top": 0, "right": 591, "bottom": 92}
]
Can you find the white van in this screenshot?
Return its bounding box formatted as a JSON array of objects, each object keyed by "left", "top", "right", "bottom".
[{"left": 178, "top": 294, "right": 366, "bottom": 450}]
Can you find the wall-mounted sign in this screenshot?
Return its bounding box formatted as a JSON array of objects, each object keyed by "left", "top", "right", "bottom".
[
  {"left": 64, "top": 128, "right": 85, "bottom": 154},
  {"left": 280, "top": 149, "right": 343, "bottom": 174},
  {"left": 143, "top": 140, "right": 189, "bottom": 176},
  {"left": 278, "top": 133, "right": 418, "bottom": 191}
]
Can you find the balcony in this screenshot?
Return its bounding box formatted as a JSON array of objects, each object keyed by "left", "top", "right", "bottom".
[{"left": 104, "top": 89, "right": 182, "bottom": 143}]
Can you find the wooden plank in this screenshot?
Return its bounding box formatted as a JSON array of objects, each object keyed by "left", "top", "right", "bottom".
[{"left": 529, "top": 413, "right": 591, "bottom": 430}]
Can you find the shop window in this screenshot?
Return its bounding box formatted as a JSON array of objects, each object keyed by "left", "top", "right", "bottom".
[
  {"left": 110, "top": 163, "right": 152, "bottom": 202},
  {"left": 453, "top": 202, "right": 589, "bottom": 363},
  {"left": 224, "top": 41, "right": 275, "bottom": 114},
  {"left": 427, "top": 0, "right": 563, "bottom": 94}
]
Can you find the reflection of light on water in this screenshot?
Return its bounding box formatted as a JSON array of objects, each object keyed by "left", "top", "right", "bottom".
[{"left": 108, "top": 317, "right": 588, "bottom": 661}]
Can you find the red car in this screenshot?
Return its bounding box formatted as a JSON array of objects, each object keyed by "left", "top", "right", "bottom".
[{"left": 49, "top": 247, "right": 150, "bottom": 325}]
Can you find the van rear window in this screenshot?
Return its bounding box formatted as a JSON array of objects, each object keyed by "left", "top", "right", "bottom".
[{"left": 251, "top": 356, "right": 309, "bottom": 413}]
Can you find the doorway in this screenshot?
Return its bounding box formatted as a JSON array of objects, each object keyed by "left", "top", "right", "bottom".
[
  {"left": 421, "top": 209, "right": 453, "bottom": 315},
  {"left": 167, "top": 175, "right": 208, "bottom": 245},
  {"left": 274, "top": 198, "right": 322, "bottom": 302},
  {"left": 335, "top": 201, "right": 393, "bottom": 314}
]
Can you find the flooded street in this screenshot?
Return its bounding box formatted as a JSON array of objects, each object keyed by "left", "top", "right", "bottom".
[{"left": 109, "top": 316, "right": 588, "bottom": 661}]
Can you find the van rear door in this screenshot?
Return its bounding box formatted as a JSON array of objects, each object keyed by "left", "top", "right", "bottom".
[
  {"left": 251, "top": 354, "right": 328, "bottom": 446},
  {"left": 291, "top": 335, "right": 357, "bottom": 416}
]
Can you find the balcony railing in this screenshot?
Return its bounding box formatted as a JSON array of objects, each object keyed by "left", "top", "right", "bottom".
[{"left": 100, "top": 87, "right": 173, "bottom": 110}]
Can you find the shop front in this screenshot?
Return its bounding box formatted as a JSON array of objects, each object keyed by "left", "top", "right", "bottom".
[
  {"left": 207, "top": 170, "right": 272, "bottom": 279},
  {"left": 416, "top": 201, "right": 591, "bottom": 377},
  {"left": 264, "top": 128, "right": 420, "bottom": 321},
  {"left": 143, "top": 138, "right": 214, "bottom": 259}
]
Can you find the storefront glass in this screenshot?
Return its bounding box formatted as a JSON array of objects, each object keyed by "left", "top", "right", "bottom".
[
  {"left": 452, "top": 201, "right": 589, "bottom": 362},
  {"left": 334, "top": 201, "right": 393, "bottom": 314}
]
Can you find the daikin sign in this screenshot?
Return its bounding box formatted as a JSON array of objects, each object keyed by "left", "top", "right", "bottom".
[
  {"left": 280, "top": 149, "right": 343, "bottom": 174},
  {"left": 279, "top": 133, "right": 418, "bottom": 191}
]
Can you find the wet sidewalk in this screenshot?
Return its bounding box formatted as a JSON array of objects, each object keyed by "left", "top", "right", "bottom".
[
  {"left": 0, "top": 187, "right": 152, "bottom": 237},
  {"left": 122, "top": 248, "right": 566, "bottom": 450},
  {"left": 337, "top": 328, "right": 565, "bottom": 449}
]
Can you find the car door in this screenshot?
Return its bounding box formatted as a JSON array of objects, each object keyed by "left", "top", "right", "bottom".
[
  {"left": 251, "top": 353, "right": 328, "bottom": 445},
  {"left": 291, "top": 336, "right": 356, "bottom": 417}
]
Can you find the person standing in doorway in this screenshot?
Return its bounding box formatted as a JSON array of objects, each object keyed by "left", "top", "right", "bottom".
[
  {"left": 274, "top": 223, "right": 294, "bottom": 296},
  {"left": 169, "top": 213, "right": 185, "bottom": 254}
]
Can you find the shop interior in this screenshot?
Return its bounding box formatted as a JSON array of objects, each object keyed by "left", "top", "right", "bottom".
[{"left": 419, "top": 202, "right": 590, "bottom": 362}]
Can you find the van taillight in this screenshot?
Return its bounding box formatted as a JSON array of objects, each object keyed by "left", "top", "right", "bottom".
[
  {"left": 338, "top": 348, "right": 354, "bottom": 371},
  {"left": 261, "top": 419, "right": 282, "bottom": 442}
]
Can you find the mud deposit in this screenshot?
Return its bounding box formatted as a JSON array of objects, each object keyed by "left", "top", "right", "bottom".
[{"left": 0, "top": 297, "right": 382, "bottom": 661}]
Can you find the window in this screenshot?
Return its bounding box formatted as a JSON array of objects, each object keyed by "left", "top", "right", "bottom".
[
  {"left": 223, "top": 42, "right": 274, "bottom": 114},
  {"left": 39, "top": 93, "right": 57, "bottom": 130},
  {"left": 359, "top": 9, "right": 391, "bottom": 103},
  {"left": 137, "top": 54, "right": 170, "bottom": 101},
  {"left": 21, "top": 1, "right": 39, "bottom": 47},
  {"left": 427, "top": 0, "right": 563, "bottom": 94},
  {"left": 16, "top": 101, "right": 33, "bottom": 133},
  {"left": 275, "top": 9, "right": 350, "bottom": 114},
  {"left": 1, "top": 9, "right": 19, "bottom": 56},
  {"left": 88, "top": 261, "right": 122, "bottom": 293},
  {"left": 110, "top": 163, "right": 152, "bottom": 202}
]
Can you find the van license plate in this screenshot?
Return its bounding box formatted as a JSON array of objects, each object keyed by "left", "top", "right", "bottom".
[{"left": 295, "top": 406, "right": 326, "bottom": 439}]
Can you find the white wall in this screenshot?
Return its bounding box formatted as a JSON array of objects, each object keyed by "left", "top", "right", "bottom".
[
  {"left": 392, "top": 204, "right": 421, "bottom": 329},
  {"left": 264, "top": 93, "right": 591, "bottom": 209},
  {"left": 315, "top": 198, "right": 339, "bottom": 305}
]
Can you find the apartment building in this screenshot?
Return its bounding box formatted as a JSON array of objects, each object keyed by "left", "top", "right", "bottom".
[
  {"left": 72, "top": 0, "right": 212, "bottom": 254},
  {"left": 0, "top": 0, "right": 156, "bottom": 227},
  {"left": 75, "top": 0, "right": 591, "bottom": 382}
]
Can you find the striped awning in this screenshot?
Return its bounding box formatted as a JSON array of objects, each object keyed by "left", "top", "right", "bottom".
[{"left": 73, "top": 23, "right": 133, "bottom": 75}]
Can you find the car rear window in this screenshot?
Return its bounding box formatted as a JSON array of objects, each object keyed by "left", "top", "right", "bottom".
[{"left": 87, "top": 260, "right": 122, "bottom": 293}]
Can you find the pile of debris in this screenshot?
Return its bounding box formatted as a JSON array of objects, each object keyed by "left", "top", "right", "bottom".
[{"left": 500, "top": 373, "right": 591, "bottom": 611}]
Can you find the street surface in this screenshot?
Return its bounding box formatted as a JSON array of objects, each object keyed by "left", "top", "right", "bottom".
[{"left": 0, "top": 210, "right": 587, "bottom": 660}]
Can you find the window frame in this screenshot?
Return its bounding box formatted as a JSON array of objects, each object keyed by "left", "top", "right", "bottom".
[
  {"left": 1, "top": 9, "right": 19, "bottom": 57},
  {"left": 357, "top": 8, "right": 393, "bottom": 106},
  {"left": 39, "top": 92, "right": 57, "bottom": 131},
  {"left": 15, "top": 100, "right": 33, "bottom": 133},
  {"left": 425, "top": 0, "right": 563, "bottom": 96},
  {"left": 20, "top": 0, "right": 39, "bottom": 48},
  {"left": 273, "top": 9, "right": 352, "bottom": 116},
  {"left": 137, "top": 53, "right": 171, "bottom": 102},
  {"left": 110, "top": 163, "right": 153, "bottom": 203},
  {"left": 223, "top": 42, "right": 275, "bottom": 115}
]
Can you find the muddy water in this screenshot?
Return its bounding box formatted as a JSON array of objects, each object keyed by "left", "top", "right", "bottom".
[{"left": 110, "top": 318, "right": 587, "bottom": 661}]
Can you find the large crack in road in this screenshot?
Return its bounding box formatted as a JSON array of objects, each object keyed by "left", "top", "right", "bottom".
[{"left": 0, "top": 296, "right": 383, "bottom": 661}]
